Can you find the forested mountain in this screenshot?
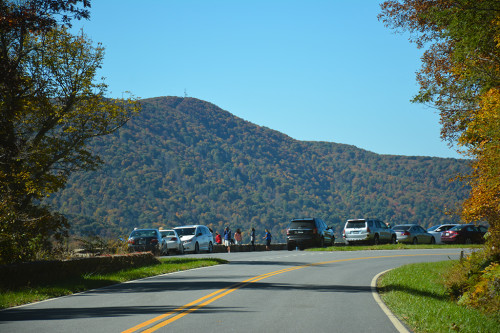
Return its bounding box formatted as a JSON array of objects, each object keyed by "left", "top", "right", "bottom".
[{"left": 46, "top": 97, "right": 470, "bottom": 242}]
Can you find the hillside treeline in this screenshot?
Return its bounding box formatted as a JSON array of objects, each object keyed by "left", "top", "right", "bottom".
[{"left": 46, "top": 97, "right": 469, "bottom": 242}]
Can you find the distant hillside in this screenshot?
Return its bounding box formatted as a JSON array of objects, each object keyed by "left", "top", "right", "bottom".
[{"left": 45, "top": 97, "right": 470, "bottom": 242}]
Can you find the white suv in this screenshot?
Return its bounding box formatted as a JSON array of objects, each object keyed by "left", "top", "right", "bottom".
[{"left": 342, "top": 219, "right": 396, "bottom": 245}]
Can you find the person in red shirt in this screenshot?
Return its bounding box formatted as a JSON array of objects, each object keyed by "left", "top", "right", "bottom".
[{"left": 215, "top": 232, "right": 222, "bottom": 245}]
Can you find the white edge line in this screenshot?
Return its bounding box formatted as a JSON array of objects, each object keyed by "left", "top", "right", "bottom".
[{"left": 371, "top": 269, "right": 411, "bottom": 333}]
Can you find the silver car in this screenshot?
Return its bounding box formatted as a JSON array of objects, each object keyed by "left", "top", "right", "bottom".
[
  {"left": 342, "top": 218, "right": 396, "bottom": 245},
  {"left": 174, "top": 225, "right": 214, "bottom": 253},
  {"left": 160, "top": 229, "right": 184, "bottom": 254},
  {"left": 427, "top": 224, "right": 458, "bottom": 244},
  {"left": 393, "top": 224, "right": 436, "bottom": 244}
]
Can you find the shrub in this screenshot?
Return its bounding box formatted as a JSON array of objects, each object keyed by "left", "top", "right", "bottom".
[
  {"left": 458, "top": 262, "right": 500, "bottom": 314},
  {"left": 445, "top": 249, "right": 500, "bottom": 315}
]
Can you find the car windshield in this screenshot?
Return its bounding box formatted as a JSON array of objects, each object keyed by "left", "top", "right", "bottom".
[
  {"left": 175, "top": 227, "right": 196, "bottom": 236},
  {"left": 289, "top": 221, "right": 314, "bottom": 229},
  {"left": 450, "top": 225, "right": 465, "bottom": 231},
  {"left": 439, "top": 225, "right": 455, "bottom": 232},
  {"left": 160, "top": 230, "right": 175, "bottom": 237},
  {"left": 346, "top": 221, "right": 366, "bottom": 228},
  {"left": 393, "top": 225, "right": 410, "bottom": 231},
  {"left": 427, "top": 225, "right": 438, "bottom": 231},
  {"left": 130, "top": 230, "right": 157, "bottom": 237}
]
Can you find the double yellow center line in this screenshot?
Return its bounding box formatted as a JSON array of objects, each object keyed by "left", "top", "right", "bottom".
[{"left": 122, "top": 253, "right": 453, "bottom": 332}]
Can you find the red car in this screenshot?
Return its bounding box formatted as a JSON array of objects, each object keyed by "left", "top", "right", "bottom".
[{"left": 441, "top": 224, "right": 488, "bottom": 244}]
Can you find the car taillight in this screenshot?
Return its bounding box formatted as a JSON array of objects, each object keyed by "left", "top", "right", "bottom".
[
  {"left": 366, "top": 226, "right": 371, "bottom": 233},
  {"left": 403, "top": 231, "right": 410, "bottom": 236},
  {"left": 151, "top": 238, "right": 158, "bottom": 244},
  {"left": 128, "top": 238, "right": 135, "bottom": 245},
  {"left": 313, "top": 228, "right": 318, "bottom": 234},
  {"left": 171, "top": 237, "right": 178, "bottom": 241},
  {"left": 286, "top": 229, "right": 290, "bottom": 235},
  {"left": 342, "top": 229, "right": 345, "bottom": 237}
]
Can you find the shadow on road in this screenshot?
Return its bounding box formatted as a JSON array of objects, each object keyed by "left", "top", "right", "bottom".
[
  {"left": 1, "top": 280, "right": 446, "bottom": 322},
  {"left": 0, "top": 305, "right": 248, "bottom": 322}
]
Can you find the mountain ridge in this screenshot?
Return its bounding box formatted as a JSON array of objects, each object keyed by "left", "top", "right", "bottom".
[{"left": 46, "top": 96, "right": 469, "bottom": 241}]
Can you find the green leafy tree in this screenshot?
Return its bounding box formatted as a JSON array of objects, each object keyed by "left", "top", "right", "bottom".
[
  {"left": 378, "top": 0, "right": 500, "bottom": 251},
  {"left": 0, "top": 1, "right": 140, "bottom": 264}
]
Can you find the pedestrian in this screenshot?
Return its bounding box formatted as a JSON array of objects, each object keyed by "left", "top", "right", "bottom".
[
  {"left": 215, "top": 231, "right": 222, "bottom": 245},
  {"left": 250, "top": 227, "right": 256, "bottom": 251},
  {"left": 263, "top": 229, "right": 272, "bottom": 250},
  {"left": 234, "top": 229, "right": 242, "bottom": 245},
  {"left": 223, "top": 227, "right": 232, "bottom": 253}
]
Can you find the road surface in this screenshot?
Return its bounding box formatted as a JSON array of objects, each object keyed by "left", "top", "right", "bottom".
[{"left": 0, "top": 249, "right": 463, "bottom": 332}]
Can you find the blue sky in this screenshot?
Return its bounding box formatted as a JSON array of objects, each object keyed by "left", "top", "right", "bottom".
[{"left": 72, "top": 0, "right": 461, "bottom": 158}]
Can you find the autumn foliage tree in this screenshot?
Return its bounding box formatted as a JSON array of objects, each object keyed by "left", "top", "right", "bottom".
[
  {"left": 0, "top": 1, "right": 139, "bottom": 263},
  {"left": 379, "top": 0, "right": 500, "bottom": 253}
]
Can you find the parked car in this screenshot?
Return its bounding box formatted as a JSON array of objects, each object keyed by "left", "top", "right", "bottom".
[
  {"left": 342, "top": 218, "right": 396, "bottom": 245},
  {"left": 393, "top": 224, "right": 435, "bottom": 244},
  {"left": 127, "top": 228, "right": 167, "bottom": 255},
  {"left": 174, "top": 225, "right": 214, "bottom": 253},
  {"left": 159, "top": 229, "right": 184, "bottom": 254},
  {"left": 286, "top": 218, "right": 335, "bottom": 250},
  {"left": 427, "top": 224, "right": 458, "bottom": 244},
  {"left": 441, "top": 224, "right": 488, "bottom": 244}
]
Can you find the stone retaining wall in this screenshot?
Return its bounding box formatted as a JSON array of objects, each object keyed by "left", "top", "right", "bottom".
[
  {"left": 0, "top": 252, "right": 159, "bottom": 289},
  {"left": 212, "top": 243, "right": 286, "bottom": 252}
]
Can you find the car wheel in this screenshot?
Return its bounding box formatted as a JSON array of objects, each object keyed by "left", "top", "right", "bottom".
[
  {"left": 330, "top": 236, "right": 335, "bottom": 246},
  {"left": 412, "top": 237, "right": 418, "bottom": 245},
  {"left": 373, "top": 235, "right": 380, "bottom": 245},
  {"left": 320, "top": 237, "right": 325, "bottom": 248},
  {"left": 179, "top": 244, "right": 184, "bottom": 254},
  {"left": 287, "top": 243, "right": 294, "bottom": 251},
  {"left": 391, "top": 235, "right": 397, "bottom": 244},
  {"left": 430, "top": 237, "right": 435, "bottom": 244},
  {"left": 194, "top": 242, "right": 200, "bottom": 254},
  {"left": 208, "top": 242, "right": 213, "bottom": 253}
]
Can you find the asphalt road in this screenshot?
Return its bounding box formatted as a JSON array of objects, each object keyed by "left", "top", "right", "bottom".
[{"left": 0, "top": 249, "right": 464, "bottom": 333}]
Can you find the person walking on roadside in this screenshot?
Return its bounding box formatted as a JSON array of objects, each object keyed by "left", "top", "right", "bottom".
[
  {"left": 250, "top": 227, "right": 256, "bottom": 251},
  {"left": 263, "top": 229, "right": 272, "bottom": 251},
  {"left": 234, "top": 229, "right": 242, "bottom": 245},
  {"left": 223, "top": 227, "right": 232, "bottom": 253}
]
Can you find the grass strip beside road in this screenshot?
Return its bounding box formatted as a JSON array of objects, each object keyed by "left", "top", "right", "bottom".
[
  {"left": 0, "top": 257, "right": 227, "bottom": 310},
  {"left": 378, "top": 261, "right": 499, "bottom": 333},
  {"left": 308, "top": 243, "right": 484, "bottom": 251}
]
